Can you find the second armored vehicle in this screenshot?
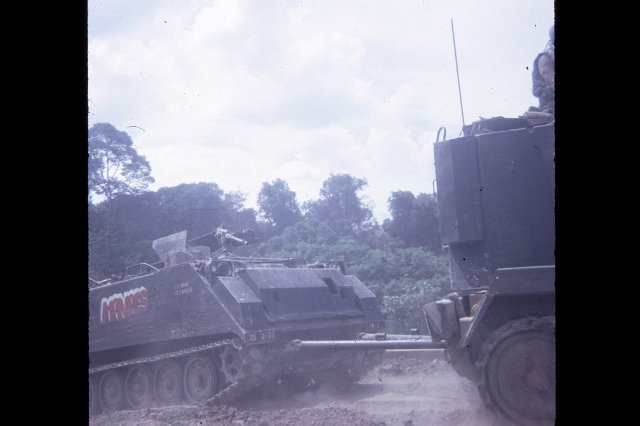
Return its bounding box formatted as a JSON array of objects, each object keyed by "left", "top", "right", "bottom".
[{"left": 424, "top": 115, "right": 555, "bottom": 425}]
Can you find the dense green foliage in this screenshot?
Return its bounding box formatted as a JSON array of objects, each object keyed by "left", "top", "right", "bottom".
[
  {"left": 88, "top": 124, "right": 449, "bottom": 331},
  {"left": 383, "top": 191, "right": 441, "bottom": 252},
  {"left": 303, "top": 174, "right": 373, "bottom": 234},
  {"left": 89, "top": 183, "right": 258, "bottom": 279}
]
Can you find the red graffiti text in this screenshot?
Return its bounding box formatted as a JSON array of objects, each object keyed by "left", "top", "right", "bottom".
[{"left": 100, "top": 287, "right": 148, "bottom": 323}]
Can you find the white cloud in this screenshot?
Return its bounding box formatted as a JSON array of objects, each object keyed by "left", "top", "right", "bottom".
[
  {"left": 192, "top": 0, "right": 246, "bottom": 38},
  {"left": 89, "top": 0, "right": 554, "bottom": 221}
]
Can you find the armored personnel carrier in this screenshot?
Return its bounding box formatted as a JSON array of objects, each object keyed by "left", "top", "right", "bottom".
[
  {"left": 423, "top": 114, "right": 555, "bottom": 425},
  {"left": 89, "top": 227, "right": 445, "bottom": 414}
]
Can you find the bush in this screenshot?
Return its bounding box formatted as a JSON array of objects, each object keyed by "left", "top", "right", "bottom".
[{"left": 378, "top": 275, "right": 450, "bottom": 333}]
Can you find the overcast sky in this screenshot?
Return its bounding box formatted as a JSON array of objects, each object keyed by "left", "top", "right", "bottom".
[{"left": 88, "top": 0, "right": 554, "bottom": 221}]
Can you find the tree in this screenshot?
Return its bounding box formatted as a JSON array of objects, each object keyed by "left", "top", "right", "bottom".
[
  {"left": 384, "top": 191, "right": 416, "bottom": 243},
  {"left": 383, "top": 191, "right": 441, "bottom": 251},
  {"left": 412, "top": 193, "right": 441, "bottom": 251},
  {"left": 258, "top": 179, "right": 302, "bottom": 233},
  {"left": 88, "top": 123, "right": 154, "bottom": 273},
  {"left": 89, "top": 123, "right": 154, "bottom": 203},
  {"left": 155, "top": 183, "right": 226, "bottom": 238},
  {"left": 304, "top": 173, "right": 372, "bottom": 233},
  {"left": 221, "top": 191, "right": 260, "bottom": 240}
]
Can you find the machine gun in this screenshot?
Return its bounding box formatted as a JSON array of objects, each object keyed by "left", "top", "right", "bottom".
[{"left": 213, "top": 227, "right": 256, "bottom": 255}]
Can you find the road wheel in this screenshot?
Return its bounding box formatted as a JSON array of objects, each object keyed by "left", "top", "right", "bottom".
[
  {"left": 98, "top": 370, "right": 125, "bottom": 412},
  {"left": 183, "top": 354, "right": 219, "bottom": 403},
  {"left": 476, "top": 316, "right": 555, "bottom": 425},
  {"left": 124, "top": 365, "right": 153, "bottom": 409},
  {"left": 153, "top": 359, "right": 183, "bottom": 405}
]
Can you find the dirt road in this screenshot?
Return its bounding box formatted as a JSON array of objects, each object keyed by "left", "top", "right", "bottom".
[{"left": 89, "top": 355, "right": 515, "bottom": 426}]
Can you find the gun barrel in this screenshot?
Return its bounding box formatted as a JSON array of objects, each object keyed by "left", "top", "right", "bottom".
[
  {"left": 290, "top": 336, "right": 447, "bottom": 350},
  {"left": 226, "top": 234, "right": 247, "bottom": 244},
  {"left": 216, "top": 228, "right": 248, "bottom": 245}
]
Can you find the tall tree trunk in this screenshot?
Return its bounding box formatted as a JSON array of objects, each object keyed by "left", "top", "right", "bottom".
[{"left": 106, "top": 197, "right": 112, "bottom": 274}]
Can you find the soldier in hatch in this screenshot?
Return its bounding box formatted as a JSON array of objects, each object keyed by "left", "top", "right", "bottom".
[{"left": 532, "top": 25, "right": 555, "bottom": 115}]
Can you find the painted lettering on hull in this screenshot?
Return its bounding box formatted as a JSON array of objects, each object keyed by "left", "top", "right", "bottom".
[{"left": 100, "top": 287, "right": 148, "bottom": 323}]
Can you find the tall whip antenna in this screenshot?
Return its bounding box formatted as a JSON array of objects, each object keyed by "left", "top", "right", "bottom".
[{"left": 450, "top": 19, "right": 466, "bottom": 129}]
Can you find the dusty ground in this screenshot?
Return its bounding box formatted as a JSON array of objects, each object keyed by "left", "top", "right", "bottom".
[{"left": 90, "top": 354, "right": 517, "bottom": 426}]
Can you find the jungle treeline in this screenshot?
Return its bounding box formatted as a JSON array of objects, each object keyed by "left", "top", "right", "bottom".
[{"left": 89, "top": 123, "right": 450, "bottom": 331}]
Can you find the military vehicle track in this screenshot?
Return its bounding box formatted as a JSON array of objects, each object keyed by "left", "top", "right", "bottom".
[{"left": 89, "top": 338, "right": 265, "bottom": 414}]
